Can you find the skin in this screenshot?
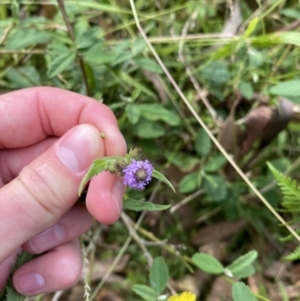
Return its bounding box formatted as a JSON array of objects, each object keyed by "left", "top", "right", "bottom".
[{"left": 0, "top": 87, "right": 127, "bottom": 296}]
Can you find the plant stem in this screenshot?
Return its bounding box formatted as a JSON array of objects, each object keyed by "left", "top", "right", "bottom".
[{"left": 56, "top": 0, "right": 91, "bottom": 96}]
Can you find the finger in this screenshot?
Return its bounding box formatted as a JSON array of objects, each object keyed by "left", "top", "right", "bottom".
[
  {"left": 0, "top": 87, "right": 127, "bottom": 156},
  {"left": 0, "top": 124, "right": 104, "bottom": 263},
  {"left": 0, "top": 138, "right": 57, "bottom": 185},
  {"left": 86, "top": 172, "right": 125, "bottom": 225},
  {"left": 0, "top": 248, "right": 21, "bottom": 292},
  {"left": 22, "top": 204, "right": 93, "bottom": 254},
  {"left": 13, "top": 239, "right": 82, "bottom": 296}
]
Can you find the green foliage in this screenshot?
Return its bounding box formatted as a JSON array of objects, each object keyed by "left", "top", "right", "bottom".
[
  {"left": 192, "top": 250, "right": 258, "bottom": 280},
  {"left": 47, "top": 50, "right": 76, "bottom": 78},
  {"left": 2, "top": 1, "right": 300, "bottom": 300},
  {"left": 224, "top": 250, "right": 257, "bottom": 278},
  {"left": 132, "top": 256, "right": 169, "bottom": 301},
  {"left": 195, "top": 128, "right": 212, "bottom": 157},
  {"left": 123, "top": 199, "right": 171, "bottom": 211},
  {"left": 0, "top": 251, "right": 32, "bottom": 301},
  {"left": 149, "top": 257, "right": 169, "bottom": 295},
  {"left": 192, "top": 253, "right": 224, "bottom": 275},
  {"left": 232, "top": 282, "right": 258, "bottom": 301},
  {"left": 267, "top": 163, "right": 300, "bottom": 210},
  {"left": 132, "top": 285, "right": 158, "bottom": 301},
  {"left": 268, "top": 163, "right": 300, "bottom": 261},
  {"left": 269, "top": 80, "right": 300, "bottom": 97}
]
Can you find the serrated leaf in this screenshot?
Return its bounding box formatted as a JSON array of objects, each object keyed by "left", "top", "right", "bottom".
[
  {"left": 5, "top": 286, "right": 26, "bottom": 301},
  {"left": 123, "top": 199, "right": 171, "bottom": 212},
  {"left": 195, "top": 129, "right": 211, "bottom": 157},
  {"left": 13, "top": 251, "right": 32, "bottom": 272},
  {"left": 149, "top": 257, "right": 169, "bottom": 294},
  {"left": 232, "top": 282, "right": 258, "bottom": 301},
  {"left": 225, "top": 250, "right": 257, "bottom": 276},
  {"left": 152, "top": 170, "right": 175, "bottom": 192},
  {"left": 192, "top": 253, "right": 224, "bottom": 275},
  {"left": 132, "top": 284, "right": 158, "bottom": 301},
  {"left": 47, "top": 50, "right": 76, "bottom": 78},
  {"left": 78, "top": 156, "right": 122, "bottom": 195},
  {"left": 3, "top": 251, "right": 32, "bottom": 301}
]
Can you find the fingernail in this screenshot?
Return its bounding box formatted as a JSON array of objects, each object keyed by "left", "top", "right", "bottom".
[
  {"left": 14, "top": 272, "right": 45, "bottom": 294},
  {"left": 28, "top": 224, "right": 66, "bottom": 254},
  {"left": 56, "top": 125, "right": 99, "bottom": 174},
  {"left": 111, "top": 181, "right": 124, "bottom": 215}
]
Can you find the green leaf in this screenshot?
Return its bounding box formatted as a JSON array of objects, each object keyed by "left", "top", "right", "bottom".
[
  {"left": 244, "top": 17, "right": 259, "bottom": 38},
  {"left": 78, "top": 156, "right": 122, "bottom": 195},
  {"left": 47, "top": 50, "right": 76, "bottom": 78},
  {"left": 178, "top": 172, "right": 201, "bottom": 193},
  {"left": 3, "top": 251, "right": 32, "bottom": 301},
  {"left": 195, "top": 129, "right": 212, "bottom": 157},
  {"left": 200, "top": 61, "right": 231, "bottom": 86},
  {"left": 192, "top": 253, "right": 224, "bottom": 275},
  {"left": 77, "top": 27, "right": 101, "bottom": 50},
  {"left": 164, "top": 151, "right": 200, "bottom": 172},
  {"left": 134, "top": 120, "right": 165, "bottom": 139},
  {"left": 123, "top": 199, "right": 171, "bottom": 212},
  {"left": 269, "top": 80, "right": 300, "bottom": 97},
  {"left": 125, "top": 104, "right": 141, "bottom": 124},
  {"left": 134, "top": 58, "right": 163, "bottom": 74},
  {"left": 6, "top": 28, "right": 51, "bottom": 49},
  {"left": 152, "top": 170, "right": 175, "bottom": 192},
  {"left": 251, "top": 32, "right": 300, "bottom": 47},
  {"left": 203, "top": 175, "right": 227, "bottom": 201},
  {"left": 225, "top": 250, "right": 257, "bottom": 277},
  {"left": 132, "top": 284, "right": 158, "bottom": 301},
  {"left": 232, "top": 282, "right": 258, "bottom": 301},
  {"left": 225, "top": 265, "right": 255, "bottom": 279},
  {"left": 6, "top": 66, "right": 41, "bottom": 88},
  {"left": 138, "top": 104, "right": 181, "bottom": 126},
  {"left": 149, "top": 257, "right": 169, "bottom": 294},
  {"left": 11, "top": 0, "right": 19, "bottom": 19},
  {"left": 238, "top": 81, "right": 254, "bottom": 100},
  {"left": 204, "top": 155, "right": 227, "bottom": 172}
]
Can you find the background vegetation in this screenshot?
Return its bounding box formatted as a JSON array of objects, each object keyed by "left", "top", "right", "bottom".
[{"left": 1, "top": 0, "right": 300, "bottom": 300}]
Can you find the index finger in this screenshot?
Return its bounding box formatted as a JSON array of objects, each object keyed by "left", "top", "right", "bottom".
[{"left": 0, "top": 87, "right": 126, "bottom": 156}]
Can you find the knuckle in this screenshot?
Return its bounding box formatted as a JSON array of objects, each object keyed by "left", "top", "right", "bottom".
[{"left": 18, "top": 164, "right": 65, "bottom": 220}]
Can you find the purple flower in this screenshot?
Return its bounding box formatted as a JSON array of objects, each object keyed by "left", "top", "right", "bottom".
[{"left": 122, "top": 159, "right": 154, "bottom": 190}]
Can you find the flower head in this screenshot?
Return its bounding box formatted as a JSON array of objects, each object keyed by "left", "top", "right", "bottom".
[
  {"left": 122, "top": 159, "right": 154, "bottom": 190},
  {"left": 167, "top": 292, "right": 196, "bottom": 301}
]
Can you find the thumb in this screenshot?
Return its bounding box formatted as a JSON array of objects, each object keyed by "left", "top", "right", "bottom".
[{"left": 0, "top": 124, "right": 103, "bottom": 263}]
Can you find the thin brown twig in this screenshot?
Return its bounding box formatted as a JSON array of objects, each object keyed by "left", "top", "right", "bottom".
[
  {"left": 56, "top": 0, "right": 91, "bottom": 96},
  {"left": 177, "top": 9, "right": 218, "bottom": 122}
]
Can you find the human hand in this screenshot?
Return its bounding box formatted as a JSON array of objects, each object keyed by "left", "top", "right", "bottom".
[{"left": 0, "top": 87, "right": 127, "bottom": 295}]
